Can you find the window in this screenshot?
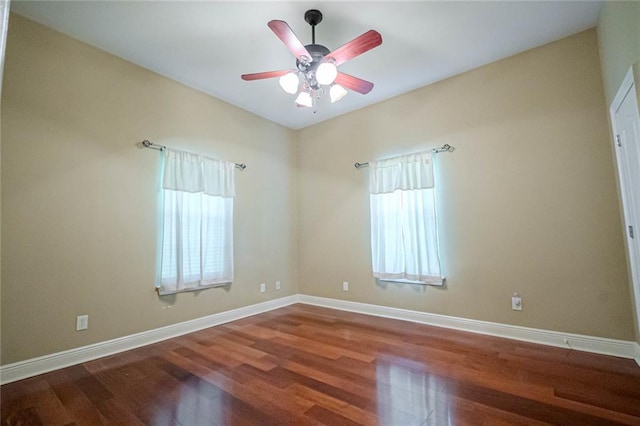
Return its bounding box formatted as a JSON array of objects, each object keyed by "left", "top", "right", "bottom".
[
  {"left": 369, "top": 151, "right": 443, "bottom": 285},
  {"left": 158, "top": 149, "right": 234, "bottom": 295}
]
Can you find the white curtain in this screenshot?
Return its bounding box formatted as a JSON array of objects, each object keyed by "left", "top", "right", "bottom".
[
  {"left": 159, "top": 149, "right": 234, "bottom": 294},
  {"left": 369, "top": 151, "right": 443, "bottom": 285}
]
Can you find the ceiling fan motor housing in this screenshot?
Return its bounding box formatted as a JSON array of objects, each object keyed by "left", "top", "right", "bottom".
[{"left": 296, "top": 43, "right": 331, "bottom": 89}]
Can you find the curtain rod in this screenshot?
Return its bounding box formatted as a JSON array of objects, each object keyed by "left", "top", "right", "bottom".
[
  {"left": 142, "top": 140, "right": 247, "bottom": 170},
  {"left": 354, "top": 144, "right": 455, "bottom": 169}
]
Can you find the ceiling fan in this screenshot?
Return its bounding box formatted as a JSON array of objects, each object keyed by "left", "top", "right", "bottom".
[{"left": 241, "top": 9, "right": 382, "bottom": 109}]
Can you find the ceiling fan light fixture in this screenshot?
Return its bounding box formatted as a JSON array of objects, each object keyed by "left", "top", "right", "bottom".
[
  {"left": 279, "top": 72, "right": 299, "bottom": 94},
  {"left": 242, "top": 10, "right": 382, "bottom": 111},
  {"left": 330, "top": 84, "right": 348, "bottom": 103},
  {"left": 295, "top": 90, "right": 313, "bottom": 107},
  {"left": 316, "top": 60, "right": 337, "bottom": 85}
]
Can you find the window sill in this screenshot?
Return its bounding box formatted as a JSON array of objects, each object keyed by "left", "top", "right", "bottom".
[{"left": 379, "top": 278, "right": 445, "bottom": 286}]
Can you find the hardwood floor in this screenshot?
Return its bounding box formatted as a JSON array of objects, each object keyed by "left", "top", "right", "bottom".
[{"left": 2, "top": 304, "right": 640, "bottom": 425}]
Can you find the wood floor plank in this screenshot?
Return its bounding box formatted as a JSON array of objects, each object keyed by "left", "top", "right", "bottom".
[
  {"left": 161, "top": 348, "right": 316, "bottom": 420},
  {"left": 1, "top": 378, "right": 73, "bottom": 425},
  {"left": 2, "top": 406, "right": 44, "bottom": 426},
  {"left": 2, "top": 304, "right": 640, "bottom": 425},
  {"left": 291, "top": 383, "right": 378, "bottom": 425},
  {"left": 271, "top": 333, "right": 376, "bottom": 363}
]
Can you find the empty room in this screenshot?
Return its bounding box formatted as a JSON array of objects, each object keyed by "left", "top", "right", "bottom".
[{"left": 1, "top": 1, "right": 640, "bottom": 425}]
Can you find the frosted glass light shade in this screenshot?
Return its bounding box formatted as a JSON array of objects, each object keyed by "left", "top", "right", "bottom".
[
  {"left": 330, "top": 84, "right": 348, "bottom": 103},
  {"left": 295, "top": 91, "right": 313, "bottom": 107},
  {"left": 316, "top": 62, "right": 338, "bottom": 85},
  {"left": 279, "top": 72, "right": 299, "bottom": 94}
]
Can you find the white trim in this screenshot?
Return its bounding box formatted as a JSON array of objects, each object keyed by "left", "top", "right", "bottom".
[
  {"left": 297, "top": 295, "right": 640, "bottom": 360},
  {"left": 0, "top": 0, "right": 10, "bottom": 100},
  {"left": 611, "top": 67, "right": 635, "bottom": 111},
  {"left": 0, "top": 295, "right": 297, "bottom": 385},
  {"left": 609, "top": 66, "right": 640, "bottom": 341},
  {"left": 3, "top": 294, "right": 638, "bottom": 384}
]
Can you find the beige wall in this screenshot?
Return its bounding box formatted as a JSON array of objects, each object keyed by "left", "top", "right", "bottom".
[
  {"left": 297, "top": 29, "right": 634, "bottom": 340},
  {"left": 1, "top": 15, "right": 298, "bottom": 364},
  {"left": 597, "top": 0, "right": 640, "bottom": 341}
]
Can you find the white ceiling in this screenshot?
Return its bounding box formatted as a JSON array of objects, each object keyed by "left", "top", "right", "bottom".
[{"left": 10, "top": 1, "right": 603, "bottom": 130}]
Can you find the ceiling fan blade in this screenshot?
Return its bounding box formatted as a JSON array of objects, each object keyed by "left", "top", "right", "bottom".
[
  {"left": 241, "top": 70, "right": 291, "bottom": 81},
  {"left": 327, "top": 30, "right": 382, "bottom": 66},
  {"left": 335, "top": 72, "right": 374, "bottom": 94},
  {"left": 268, "top": 20, "right": 312, "bottom": 61}
]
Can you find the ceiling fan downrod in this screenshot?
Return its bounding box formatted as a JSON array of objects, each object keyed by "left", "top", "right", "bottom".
[{"left": 304, "top": 9, "right": 323, "bottom": 45}]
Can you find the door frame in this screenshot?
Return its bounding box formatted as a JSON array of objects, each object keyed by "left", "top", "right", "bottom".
[{"left": 609, "top": 66, "right": 640, "bottom": 341}]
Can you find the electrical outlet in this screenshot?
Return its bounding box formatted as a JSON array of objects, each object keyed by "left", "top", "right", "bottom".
[
  {"left": 511, "top": 293, "right": 522, "bottom": 311},
  {"left": 260, "top": 283, "right": 266, "bottom": 293},
  {"left": 76, "top": 315, "right": 88, "bottom": 331},
  {"left": 343, "top": 281, "right": 349, "bottom": 291},
  {"left": 275, "top": 280, "right": 281, "bottom": 290}
]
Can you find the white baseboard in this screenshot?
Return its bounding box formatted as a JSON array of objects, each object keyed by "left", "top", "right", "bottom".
[
  {"left": 0, "top": 295, "right": 298, "bottom": 385},
  {"left": 3, "top": 293, "right": 638, "bottom": 385},
  {"left": 297, "top": 295, "right": 640, "bottom": 361}
]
